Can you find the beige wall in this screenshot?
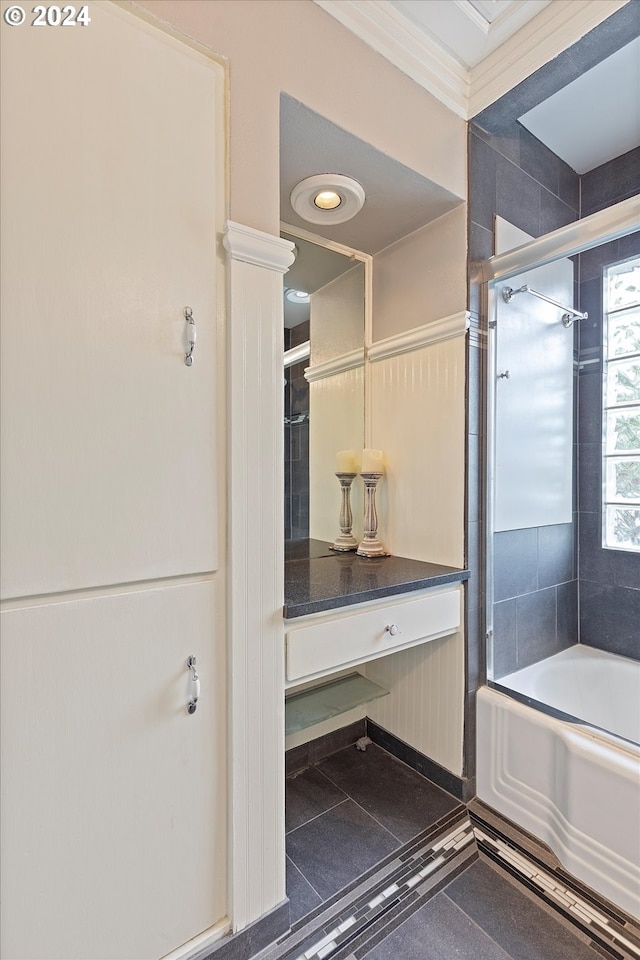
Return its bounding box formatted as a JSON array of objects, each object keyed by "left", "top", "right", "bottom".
[
  {"left": 372, "top": 205, "right": 468, "bottom": 342},
  {"left": 311, "top": 264, "right": 365, "bottom": 366},
  {"left": 133, "top": 0, "right": 467, "bottom": 234}
]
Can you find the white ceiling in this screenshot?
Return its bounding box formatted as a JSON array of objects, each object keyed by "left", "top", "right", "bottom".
[
  {"left": 389, "top": 0, "right": 551, "bottom": 69},
  {"left": 315, "top": 0, "right": 638, "bottom": 174},
  {"left": 280, "top": 95, "right": 462, "bottom": 255},
  {"left": 281, "top": 2, "right": 638, "bottom": 265},
  {"left": 519, "top": 36, "right": 640, "bottom": 174},
  {"left": 386, "top": 0, "right": 639, "bottom": 172}
]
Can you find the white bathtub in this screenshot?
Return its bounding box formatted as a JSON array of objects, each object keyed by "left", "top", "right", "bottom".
[{"left": 477, "top": 646, "right": 640, "bottom": 919}]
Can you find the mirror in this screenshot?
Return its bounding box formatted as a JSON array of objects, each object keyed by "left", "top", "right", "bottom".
[{"left": 283, "top": 226, "right": 369, "bottom": 546}]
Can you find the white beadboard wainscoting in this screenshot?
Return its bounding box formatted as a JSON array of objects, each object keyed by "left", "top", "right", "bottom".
[
  {"left": 224, "top": 222, "right": 295, "bottom": 933},
  {"left": 368, "top": 314, "right": 468, "bottom": 567},
  {"left": 364, "top": 316, "right": 468, "bottom": 776},
  {"left": 364, "top": 627, "right": 465, "bottom": 776},
  {"left": 288, "top": 315, "right": 469, "bottom": 777}
]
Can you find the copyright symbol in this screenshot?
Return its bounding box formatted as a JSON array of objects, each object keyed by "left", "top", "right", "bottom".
[{"left": 4, "top": 5, "right": 26, "bottom": 24}]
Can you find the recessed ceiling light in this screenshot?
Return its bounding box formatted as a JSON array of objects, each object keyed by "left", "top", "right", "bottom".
[
  {"left": 285, "top": 288, "right": 310, "bottom": 304},
  {"left": 314, "top": 190, "right": 342, "bottom": 210},
  {"left": 290, "top": 174, "right": 365, "bottom": 225}
]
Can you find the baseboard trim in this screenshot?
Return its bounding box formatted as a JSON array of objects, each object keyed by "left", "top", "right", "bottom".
[
  {"left": 366, "top": 719, "right": 475, "bottom": 802},
  {"left": 202, "top": 901, "right": 290, "bottom": 960},
  {"left": 285, "top": 719, "right": 367, "bottom": 776},
  {"left": 285, "top": 717, "right": 474, "bottom": 800}
]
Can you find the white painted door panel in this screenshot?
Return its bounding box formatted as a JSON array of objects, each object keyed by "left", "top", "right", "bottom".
[
  {"left": 0, "top": 581, "right": 226, "bottom": 960},
  {"left": 0, "top": 4, "right": 227, "bottom": 958},
  {"left": 0, "top": 2, "right": 220, "bottom": 598}
]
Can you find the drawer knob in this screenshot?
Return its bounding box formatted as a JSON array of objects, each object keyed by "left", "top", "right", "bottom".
[{"left": 385, "top": 623, "right": 400, "bottom": 637}]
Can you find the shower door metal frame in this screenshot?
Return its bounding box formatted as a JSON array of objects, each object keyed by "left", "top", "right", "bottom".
[{"left": 481, "top": 195, "right": 640, "bottom": 685}]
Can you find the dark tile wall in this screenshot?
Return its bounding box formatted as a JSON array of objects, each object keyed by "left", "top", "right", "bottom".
[
  {"left": 581, "top": 146, "right": 640, "bottom": 218},
  {"left": 472, "top": 2, "right": 640, "bottom": 139},
  {"left": 467, "top": 122, "right": 580, "bottom": 691},
  {"left": 285, "top": 321, "right": 310, "bottom": 541},
  {"left": 468, "top": 124, "right": 579, "bottom": 245},
  {"left": 464, "top": 2, "right": 640, "bottom": 771},
  {"left": 492, "top": 527, "right": 576, "bottom": 677},
  {"left": 577, "top": 204, "right": 640, "bottom": 661}
]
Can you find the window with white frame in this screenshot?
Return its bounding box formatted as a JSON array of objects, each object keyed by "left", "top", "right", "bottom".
[{"left": 602, "top": 256, "right": 640, "bottom": 551}]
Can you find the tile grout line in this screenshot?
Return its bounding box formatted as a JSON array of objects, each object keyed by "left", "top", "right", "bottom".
[
  {"left": 279, "top": 817, "right": 476, "bottom": 960},
  {"left": 286, "top": 749, "right": 640, "bottom": 960},
  {"left": 473, "top": 824, "right": 640, "bottom": 960},
  {"left": 286, "top": 855, "right": 325, "bottom": 905},
  {"left": 284, "top": 806, "right": 637, "bottom": 960},
  {"left": 286, "top": 793, "right": 472, "bottom": 937},
  {"left": 469, "top": 129, "right": 579, "bottom": 217},
  {"left": 286, "top": 798, "right": 350, "bottom": 838},
  {"left": 315, "top": 744, "right": 463, "bottom": 836},
  {"left": 285, "top": 814, "right": 465, "bottom": 943},
  {"left": 308, "top": 754, "right": 408, "bottom": 843},
  {"left": 270, "top": 812, "right": 472, "bottom": 960},
  {"left": 439, "top": 891, "right": 514, "bottom": 960},
  {"left": 471, "top": 810, "right": 639, "bottom": 924},
  {"left": 311, "top": 762, "right": 352, "bottom": 798},
  {"left": 320, "top": 826, "right": 477, "bottom": 960},
  {"left": 346, "top": 797, "right": 404, "bottom": 846}
]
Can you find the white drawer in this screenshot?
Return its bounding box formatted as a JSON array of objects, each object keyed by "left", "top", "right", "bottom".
[{"left": 285, "top": 587, "right": 460, "bottom": 683}]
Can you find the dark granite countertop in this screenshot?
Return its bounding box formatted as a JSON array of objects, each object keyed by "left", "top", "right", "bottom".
[
  {"left": 285, "top": 538, "right": 336, "bottom": 562},
  {"left": 284, "top": 541, "right": 469, "bottom": 619}
]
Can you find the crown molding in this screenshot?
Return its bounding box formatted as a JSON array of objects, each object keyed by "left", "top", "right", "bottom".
[
  {"left": 313, "top": 0, "right": 628, "bottom": 121},
  {"left": 223, "top": 221, "right": 296, "bottom": 273},
  {"left": 304, "top": 347, "right": 365, "bottom": 382},
  {"left": 368, "top": 312, "right": 470, "bottom": 363},
  {"left": 469, "top": 0, "right": 628, "bottom": 117},
  {"left": 313, "top": 0, "right": 469, "bottom": 119}
]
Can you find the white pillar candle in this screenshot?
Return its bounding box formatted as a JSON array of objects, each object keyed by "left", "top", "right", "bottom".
[
  {"left": 336, "top": 449, "right": 358, "bottom": 473},
  {"left": 361, "top": 448, "right": 384, "bottom": 473}
]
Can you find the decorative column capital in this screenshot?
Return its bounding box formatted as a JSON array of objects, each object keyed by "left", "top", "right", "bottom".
[{"left": 223, "top": 221, "right": 295, "bottom": 273}]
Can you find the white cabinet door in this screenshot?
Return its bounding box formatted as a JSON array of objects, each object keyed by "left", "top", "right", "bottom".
[
  {"left": 0, "top": 582, "right": 226, "bottom": 960},
  {"left": 0, "top": 1, "right": 223, "bottom": 599},
  {"left": 0, "top": 4, "right": 227, "bottom": 958}
]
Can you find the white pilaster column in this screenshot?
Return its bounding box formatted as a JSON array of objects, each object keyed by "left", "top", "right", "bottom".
[{"left": 223, "top": 221, "right": 295, "bottom": 932}]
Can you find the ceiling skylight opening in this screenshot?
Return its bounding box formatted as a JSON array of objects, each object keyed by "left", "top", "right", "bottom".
[{"left": 467, "top": 0, "right": 516, "bottom": 24}]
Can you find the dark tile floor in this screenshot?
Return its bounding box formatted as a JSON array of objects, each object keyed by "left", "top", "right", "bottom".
[
  {"left": 285, "top": 742, "right": 461, "bottom": 924},
  {"left": 363, "top": 860, "right": 604, "bottom": 960},
  {"left": 282, "top": 742, "right": 610, "bottom": 959}
]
